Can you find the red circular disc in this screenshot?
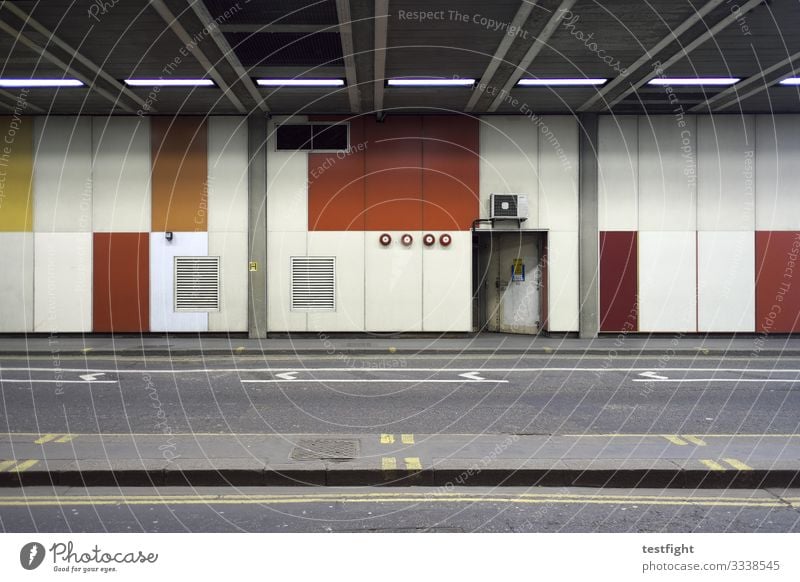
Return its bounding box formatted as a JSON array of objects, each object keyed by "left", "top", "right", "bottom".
[
  {"left": 379, "top": 233, "right": 392, "bottom": 246},
  {"left": 423, "top": 234, "right": 436, "bottom": 246},
  {"left": 440, "top": 234, "right": 452, "bottom": 246},
  {"left": 401, "top": 234, "right": 413, "bottom": 246}
]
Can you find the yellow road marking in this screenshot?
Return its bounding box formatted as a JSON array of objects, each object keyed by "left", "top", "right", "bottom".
[
  {"left": 0, "top": 494, "right": 785, "bottom": 509},
  {"left": 0, "top": 460, "right": 16, "bottom": 471},
  {"left": 5, "top": 432, "right": 800, "bottom": 439},
  {"left": 700, "top": 459, "right": 727, "bottom": 471},
  {"left": 401, "top": 434, "right": 414, "bottom": 444},
  {"left": 55, "top": 435, "right": 75, "bottom": 443},
  {"left": 34, "top": 434, "right": 58, "bottom": 444},
  {"left": 381, "top": 457, "right": 397, "bottom": 470},
  {"left": 82, "top": 348, "right": 93, "bottom": 353},
  {"left": 683, "top": 435, "right": 707, "bottom": 446},
  {"left": 723, "top": 458, "right": 753, "bottom": 471},
  {"left": 662, "top": 435, "right": 688, "bottom": 445},
  {"left": 8, "top": 459, "right": 38, "bottom": 472},
  {"left": 404, "top": 457, "right": 422, "bottom": 470},
  {"left": 380, "top": 434, "right": 395, "bottom": 444}
]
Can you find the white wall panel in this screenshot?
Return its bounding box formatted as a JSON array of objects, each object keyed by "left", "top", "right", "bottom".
[
  {"left": 547, "top": 231, "right": 579, "bottom": 332},
  {"left": 0, "top": 232, "right": 33, "bottom": 332},
  {"left": 150, "top": 232, "right": 208, "bottom": 332},
  {"left": 34, "top": 117, "right": 93, "bottom": 232},
  {"left": 697, "top": 115, "right": 755, "bottom": 230},
  {"left": 697, "top": 231, "right": 754, "bottom": 332},
  {"left": 479, "top": 116, "right": 538, "bottom": 226},
  {"left": 208, "top": 117, "right": 248, "bottom": 233},
  {"left": 598, "top": 115, "right": 638, "bottom": 231},
  {"left": 755, "top": 114, "right": 800, "bottom": 230},
  {"left": 365, "top": 231, "right": 423, "bottom": 332},
  {"left": 422, "top": 231, "right": 471, "bottom": 332},
  {"left": 209, "top": 232, "right": 248, "bottom": 332},
  {"left": 91, "top": 117, "right": 151, "bottom": 232},
  {"left": 267, "top": 231, "right": 307, "bottom": 332},
  {"left": 34, "top": 233, "right": 92, "bottom": 332},
  {"left": 538, "top": 116, "right": 579, "bottom": 231},
  {"left": 638, "top": 115, "right": 697, "bottom": 231},
  {"left": 307, "top": 231, "right": 365, "bottom": 332},
  {"left": 639, "top": 231, "right": 697, "bottom": 332},
  {"left": 267, "top": 117, "right": 307, "bottom": 232}
]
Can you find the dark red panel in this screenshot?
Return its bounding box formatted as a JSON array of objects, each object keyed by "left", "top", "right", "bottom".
[
  {"left": 364, "top": 115, "right": 423, "bottom": 230},
  {"left": 93, "top": 233, "right": 149, "bottom": 332},
  {"left": 756, "top": 231, "right": 800, "bottom": 333},
  {"left": 599, "top": 231, "right": 638, "bottom": 332},
  {"left": 422, "top": 116, "right": 479, "bottom": 231},
  {"left": 308, "top": 117, "right": 366, "bottom": 230}
]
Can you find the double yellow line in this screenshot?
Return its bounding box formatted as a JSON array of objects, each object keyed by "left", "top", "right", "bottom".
[
  {"left": 0, "top": 491, "right": 792, "bottom": 508},
  {"left": 34, "top": 434, "right": 76, "bottom": 444}
]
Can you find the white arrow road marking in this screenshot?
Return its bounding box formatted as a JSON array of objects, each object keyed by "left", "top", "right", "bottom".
[
  {"left": 459, "top": 371, "right": 486, "bottom": 381},
  {"left": 79, "top": 372, "right": 106, "bottom": 382},
  {"left": 638, "top": 371, "right": 668, "bottom": 381},
  {"left": 275, "top": 371, "right": 299, "bottom": 381}
]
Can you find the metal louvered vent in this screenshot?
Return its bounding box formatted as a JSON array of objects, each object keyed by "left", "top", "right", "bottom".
[
  {"left": 489, "top": 193, "right": 529, "bottom": 220},
  {"left": 174, "top": 256, "right": 220, "bottom": 312},
  {"left": 291, "top": 257, "right": 335, "bottom": 311}
]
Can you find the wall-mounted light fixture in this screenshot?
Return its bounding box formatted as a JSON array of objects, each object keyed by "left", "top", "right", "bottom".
[{"left": 165, "top": 231, "right": 173, "bottom": 242}]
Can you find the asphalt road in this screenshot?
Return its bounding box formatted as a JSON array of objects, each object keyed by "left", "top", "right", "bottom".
[
  {"left": 2, "top": 353, "right": 800, "bottom": 435},
  {"left": 2, "top": 486, "right": 798, "bottom": 533}
]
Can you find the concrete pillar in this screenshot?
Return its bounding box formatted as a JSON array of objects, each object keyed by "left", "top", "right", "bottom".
[
  {"left": 248, "top": 113, "right": 268, "bottom": 338},
  {"left": 578, "top": 113, "right": 599, "bottom": 339}
]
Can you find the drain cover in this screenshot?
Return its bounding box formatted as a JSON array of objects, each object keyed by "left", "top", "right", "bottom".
[{"left": 291, "top": 438, "right": 360, "bottom": 461}]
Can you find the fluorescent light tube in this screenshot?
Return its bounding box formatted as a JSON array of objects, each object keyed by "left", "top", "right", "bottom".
[
  {"left": 0, "top": 79, "right": 83, "bottom": 87},
  {"left": 124, "top": 79, "right": 215, "bottom": 87}
]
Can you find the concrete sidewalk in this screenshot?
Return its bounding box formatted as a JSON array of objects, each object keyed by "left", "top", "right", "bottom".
[
  {"left": 2, "top": 432, "right": 799, "bottom": 488},
  {"left": 1, "top": 333, "right": 799, "bottom": 357}
]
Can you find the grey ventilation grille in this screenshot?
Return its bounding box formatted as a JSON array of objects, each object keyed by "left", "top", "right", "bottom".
[
  {"left": 492, "top": 194, "right": 519, "bottom": 217},
  {"left": 290, "top": 256, "right": 335, "bottom": 311},
  {"left": 174, "top": 256, "right": 220, "bottom": 312}
]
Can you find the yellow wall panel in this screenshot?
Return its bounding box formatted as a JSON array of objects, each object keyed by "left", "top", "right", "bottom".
[{"left": 0, "top": 116, "right": 33, "bottom": 231}]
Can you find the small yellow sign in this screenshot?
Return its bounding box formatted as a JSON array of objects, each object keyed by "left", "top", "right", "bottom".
[
  {"left": 511, "top": 258, "right": 525, "bottom": 282},
  {"left": 249, "top": 261, "right": 258, "bottom": 272}
]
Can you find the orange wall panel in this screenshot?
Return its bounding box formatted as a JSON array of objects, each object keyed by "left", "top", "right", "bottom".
[
  {"left": 364, "top": 116, "right": 423, "bottom": 231},
  {"left": 422, "top": 116, "right": 479, "bottom": 230},
  {"left": 93, "top": 232, "right": 149, "bottom": 332},
  {"left": 756, "top": 231, "right": 800, "bottom": 333},
  {"left": 308, "top": 117, "right": 366, "bottom": 230},
  {"left": 151, "top": 117, "right": 208, "bottom": 232}
]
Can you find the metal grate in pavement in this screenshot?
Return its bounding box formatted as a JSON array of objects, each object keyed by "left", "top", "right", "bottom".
[{"left": 290, "top": 439, "right": 360, "bottom": 462}]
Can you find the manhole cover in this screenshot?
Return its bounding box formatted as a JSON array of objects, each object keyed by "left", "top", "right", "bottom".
[{"left": 291, "top": 438, "right": 360, "bottom": 461}]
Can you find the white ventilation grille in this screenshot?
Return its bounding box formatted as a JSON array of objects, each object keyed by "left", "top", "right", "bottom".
[
  {"left": 291, "top": 257, "right": 336, "bottom": 311},
  {"left": 174, "top": 256, "right": 220, "bottom": 312}
]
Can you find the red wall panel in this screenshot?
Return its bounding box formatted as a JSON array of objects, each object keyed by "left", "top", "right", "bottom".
[
  {"left": 308, "top": 117, "right": 366, "bottom": 230},
  {"left": 93, "top": 233, "right": 149, "bottom": 332},
  {"left": 756, "top": 231, "right": 800, "bottom": 333},
  {"left": 422, "top": 116, "right": 479, "bottom": 231},
  {"left": 599, "top": 231, "right": 638, "bottom": 332},
  {"left": 364, "top": 116, "right": 423, "bottom": 230}
]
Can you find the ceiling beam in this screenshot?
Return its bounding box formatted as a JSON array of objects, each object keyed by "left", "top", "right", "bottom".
[
  {"left": 465, "top": 0, "right": 537, "bottom": 113},
  {"left": 602, "top": 0, "right": 765, "bottom": 111},
  {"left": 2, "top": 2, "right": 148, "bottom": 111},
  {"left": 0, "top": 18, "right": 136, "bottom": 113},
  {"left": 335, "top": 0, "right": 360, "bottom": 112},
  {"left": 689, "top": 50, "right": 800, "bottom": 112},
  {"left": 373, "top": 0, "right": 389, "bottom": 114},
  {"left": 487, "top": 0, "right": 577, "bottom": 113},
  {"left": 0, "top": 89, "right": 45, "bottom": 113},
  {"left": 218, "top": 24, "right": 332, "bottom": 34},
  {"left": 578, "top": 0, "right": 725, "bottom": 112},
  {"left": 187, "top": 0, "right": 267, "bottom": 112},
  {"left": 149, "top": 0, "right": 246, "bottom": 113}
]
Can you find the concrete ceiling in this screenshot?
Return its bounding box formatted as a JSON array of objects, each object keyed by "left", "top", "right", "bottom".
[{"left": 0, "top": 0, "right": 797, "bottom": 115}]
